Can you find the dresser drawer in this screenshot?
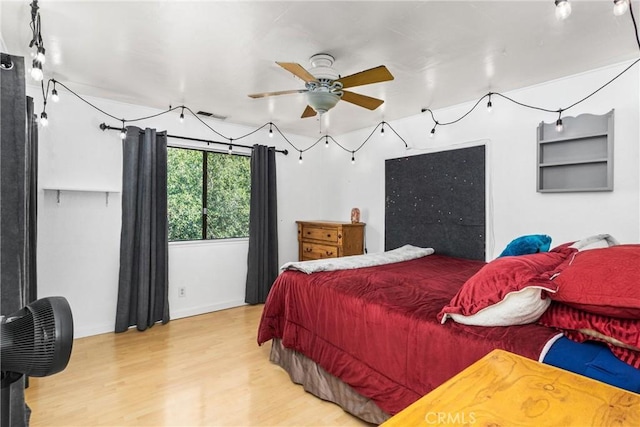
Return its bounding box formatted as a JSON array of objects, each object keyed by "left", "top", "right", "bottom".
[
  {"left": 301, "top": 225, "right": 339, "bottom": 243},
  {"left": 301, "top": 242, "right": 339, "bottom": 260},
  {"left": 297, "top": 220, "right": 365, "bottom": 262}
]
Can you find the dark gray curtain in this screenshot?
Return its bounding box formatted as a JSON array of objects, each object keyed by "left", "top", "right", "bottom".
[
  {"left": 0, "top": 53, "right": 30, "bottom": 427},
  {"left": 245, "top": 145, "right": 278, "bottom": 304},
  {"left": 115, "top": 127, "right": 169, "bottom": 333},
  {"left": 26, "top": 96, "right": 38, "bottom": 306}
]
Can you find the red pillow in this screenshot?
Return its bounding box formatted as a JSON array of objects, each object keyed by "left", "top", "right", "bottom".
[
  {"left": 548, "top": 245, "right": 640, "bottom": 319},
  {"left": 438, "top": 249, "right": 573, "bottom": 326},
  {"left": 538, "top": 302, "right": 640, "bottom": 368}
]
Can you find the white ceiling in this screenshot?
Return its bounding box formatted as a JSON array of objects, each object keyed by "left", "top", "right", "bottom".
[{"left": 1, "top": 1, "right": 639, "bottom": 137}]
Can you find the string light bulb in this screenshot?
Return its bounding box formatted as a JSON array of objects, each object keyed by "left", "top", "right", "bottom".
[
  {"left": 325, "top": 135, "right": 329, "bottom": 148},
  {"left": 179, "top": 107, "right": 185, "bottom": 123},
  {"left": 30, "top": 60, "right": 43, "bottom": 81},
  {"left": 36, "top": 46, "right": 46, "bottom": 64},
  {"left": 298, "top": 151, "right": 303, "bottom": 164},
  {"left": 613, "top": 0, "right": 629, "bottom": 16},
  {"left": 228, "top": 144, "right": 233, "bottom": 154},
  {"left": 430, "top": 126, "right": 436, "bottom": 138},
  {"left": 351, "top": 152, "right": 356, "bottom": 164},
  {"left": 119, "top": 120, "right": 126, "bottom": 139},
  {"left": 51, "top": 87, "right": 59, "bottom": 102},
  {"left": 39, "top": 111, "right": 48, "bottom": 127},
  {"left": 380, "top": 123, "right": 385, "bottom": 137},
  {"left": 555, "top": 0, "right": 572, "bottom": 20},
  {"left": 486, "top": 94, "right": 493, "bottom": 113},
  {"left": 555, "top": 113, "right": 564, "bottom": 132},
  {"left": 269, "top": 123, "right": 274, "bottom": 138}
]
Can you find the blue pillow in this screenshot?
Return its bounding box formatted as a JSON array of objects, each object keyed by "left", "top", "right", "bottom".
[{"left": 499, "top": 234, "right": 551, "bottom": 257}]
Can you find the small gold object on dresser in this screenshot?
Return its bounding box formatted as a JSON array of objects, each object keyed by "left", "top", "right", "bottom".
[{"left": 296, "top": 220, "right": 365, "bottom": 262}]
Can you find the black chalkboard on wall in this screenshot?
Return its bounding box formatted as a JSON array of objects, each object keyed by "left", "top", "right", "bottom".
[{"left": 385, "top": 145, "right": 486, "bottom": 260}]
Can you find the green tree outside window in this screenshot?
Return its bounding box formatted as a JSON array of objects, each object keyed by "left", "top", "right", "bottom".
[{"left": 167, "top": 147, "right": 250, "bottom": 241}]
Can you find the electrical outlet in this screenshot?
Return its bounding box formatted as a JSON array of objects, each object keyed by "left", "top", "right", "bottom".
[{"left": 178, "top": 286, "right": 186, "bottom": 298}]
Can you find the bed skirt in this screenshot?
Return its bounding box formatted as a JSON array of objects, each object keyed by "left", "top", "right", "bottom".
[{"left": 269, "top": 339, "right": 390, "bottom": 425}]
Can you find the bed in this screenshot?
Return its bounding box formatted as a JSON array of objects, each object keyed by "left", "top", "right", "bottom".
[
  {"left": 257, "top": 243, "right": 640, "bottom": 423},
  {"left": 257, "top": 148, "right": 640, "bottom": 423}
]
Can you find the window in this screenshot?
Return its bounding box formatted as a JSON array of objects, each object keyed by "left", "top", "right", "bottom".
[{"left": 167, "top": 146, "right": 251, "bottom": 241}]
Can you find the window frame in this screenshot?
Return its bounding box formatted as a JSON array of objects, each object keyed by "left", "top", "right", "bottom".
[{"left": 167, "top": 143, "right": 251, "bottom": 243}]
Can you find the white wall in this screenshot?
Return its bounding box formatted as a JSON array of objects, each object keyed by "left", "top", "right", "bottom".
[
  {"left": 315, "top": 60, "right": 640, "bottom": 258},
  {"left": 31, "top": 59, "right": 639, "bottom": 338},
  {"left": 30, "top": 89, "right": 315, "bottom": 337}
]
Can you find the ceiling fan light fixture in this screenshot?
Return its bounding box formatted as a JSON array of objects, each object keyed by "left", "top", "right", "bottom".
[{"left": 306, "top": 91, "right": 341, "bottom": 115}]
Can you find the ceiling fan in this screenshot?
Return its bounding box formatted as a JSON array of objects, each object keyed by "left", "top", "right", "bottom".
[{"left": 248, "top": 53, "right": 394, "bottom": 118}]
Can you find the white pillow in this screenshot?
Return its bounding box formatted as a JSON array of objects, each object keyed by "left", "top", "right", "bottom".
[
  {"left": 569, "top": 234, "right": 619, "bottom": 251},
  {"left": 444, "top": 287, "right": 553, "bottom": 327}
]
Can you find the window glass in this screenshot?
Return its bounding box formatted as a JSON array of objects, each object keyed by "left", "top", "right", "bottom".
[
  {"left": 206, "top": 152, "right": 251, "bottom": 239},
  {"left": 167, "top": 147, "right": 251, "bottom": 242}
]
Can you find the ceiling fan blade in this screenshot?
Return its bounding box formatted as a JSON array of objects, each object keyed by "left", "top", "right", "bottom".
[
  {"left": 341, "top": 90, "right": 384, "bottom": 110},
  {"left": 248, "top": 89, "right": 307, "bottom": 99},
  {"left": 301, "top": 105, "right": 317, "bottom": 118},
  {"left": 336, "top": 65, "right": 394, "bottom": 89},
  {"left": 276, "top": 62, "right": 317, "bottom": 83}
]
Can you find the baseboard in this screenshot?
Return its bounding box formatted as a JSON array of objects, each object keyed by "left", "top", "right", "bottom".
[
  {"left": 73, "top": 300, "right": 248, "bottom": 339},
  {"left": 170, "top": 300, "right": 248, "bottom": 320},
  {"left": 74, "top": 322, "right": 115, "bottom": 339}
]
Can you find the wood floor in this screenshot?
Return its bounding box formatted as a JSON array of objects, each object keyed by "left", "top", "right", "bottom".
[{"left": 26, "top": 305, "right": 369, "bottom": 426}]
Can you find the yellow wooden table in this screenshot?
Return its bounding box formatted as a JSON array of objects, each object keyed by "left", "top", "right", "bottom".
[{"left": 382, "top": 349, "right": 640, "bottom": 427}]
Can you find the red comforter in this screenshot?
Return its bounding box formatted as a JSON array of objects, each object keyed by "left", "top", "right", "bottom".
[{"left": 257, "top": 255, "right": 560, "bottom": 415}]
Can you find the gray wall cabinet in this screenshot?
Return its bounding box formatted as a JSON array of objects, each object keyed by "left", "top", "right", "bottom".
[{"left": 537, "top": 110, "right": 614, "bottom": 192}]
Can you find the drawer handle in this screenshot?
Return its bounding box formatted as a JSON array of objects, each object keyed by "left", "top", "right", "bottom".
[
  {"left": 325, "top": 251, "right": 333, "bottom": 256},
  {"left": 305, "top": 247, "right": 312, "bottom": 252},
  {"left": 327, "top": 233, "right": 331, "bottom": 238}
]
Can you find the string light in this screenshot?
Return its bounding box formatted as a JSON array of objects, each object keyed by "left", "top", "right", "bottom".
[
  {"left": 30, "top": 59, "right": 43, "bottom": 81},
  {"left": 486, "top": 93, "right": 493, "bottom": 113},
  {"left": 39, "top": 111, "right": 48, "bottom": 127},
  {"left": 325, "top": 135, "right": 329, "bottom": 147},
  {"left": 555, "top": 111, "right": 564, "bottom": 132},
  {"left": 555, "top": 0, "right": 572, "bottom": 20},
  {"left": 28, "top": 0, "right": 45, "bottom": 81},
  {"left": 179, "top": 107, "right": 185, "bottom": 123},
  {"left": 120, "top": 120, "right": 127, "bottom": 139},
  {"left": 36, "top": 46, "right": 46, "bottom": 64},
  {"left": 613, "top": 0, "right": 629, "bottom": 16},
  {"left": 23, "top": 0, "right": 640, "bottom": 167},
  {"left": 422, "top": 0, "right": 640, "bottom": 143},
  {"left": 351, "top": 151, "right": 356, "bottom": 164}
]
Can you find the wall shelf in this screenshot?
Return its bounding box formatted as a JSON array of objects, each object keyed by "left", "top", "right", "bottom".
[
  {"left": 43, "top": 186, "right": 120, "bottom": 206},
  {"left": 536, "top": 110, "right": 614, "bottom": 193}
]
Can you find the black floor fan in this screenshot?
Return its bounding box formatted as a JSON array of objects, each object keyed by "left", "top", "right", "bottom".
[{"left": 1, "top": 296, "right": 74, "bottom": 427}]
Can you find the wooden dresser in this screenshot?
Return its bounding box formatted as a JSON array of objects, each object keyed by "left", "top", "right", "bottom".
[{"left": 296, "top": 220, "right": 365, "bottom": 262}]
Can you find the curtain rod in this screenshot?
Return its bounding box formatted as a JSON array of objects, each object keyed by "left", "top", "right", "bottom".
[{"left": 99, "top": 123, "right": 288, "bottom": 155}]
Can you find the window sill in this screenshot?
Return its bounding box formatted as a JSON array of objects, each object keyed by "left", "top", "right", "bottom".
[{"left": 169, "top": 237, "right": 249, "bottom": 248}]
